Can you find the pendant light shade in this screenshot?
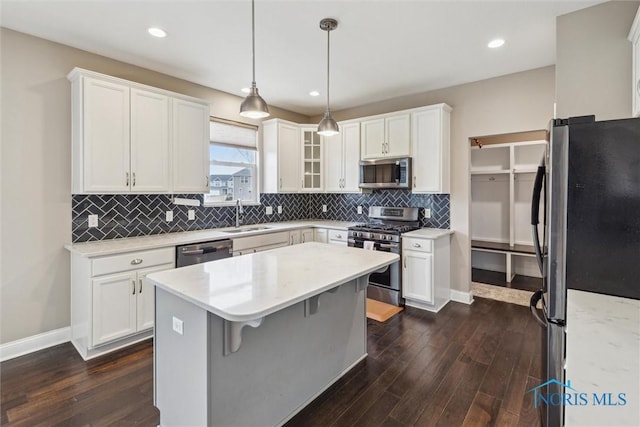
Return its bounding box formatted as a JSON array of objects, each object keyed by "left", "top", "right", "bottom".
[
  {"left": 317, "top": 18, "right": 339, "bottom": 136},
  {"left": 240, "top": 0, "right": 270, "bottom": 119}
]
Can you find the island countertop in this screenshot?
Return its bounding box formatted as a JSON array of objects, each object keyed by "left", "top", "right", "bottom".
[{"left": 147, "top": 242, "right": 398, "bottom": 322}]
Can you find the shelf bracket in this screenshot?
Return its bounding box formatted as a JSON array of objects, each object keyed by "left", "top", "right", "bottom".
[
  {"left": 223, "top": 317, "right": 264, "bottom": 356},
  {"left": 356, "top": 276, "right": 369, "bottom": 293},
  {"left": 304, "top": 295, "right": 321, "bottom": 317}
]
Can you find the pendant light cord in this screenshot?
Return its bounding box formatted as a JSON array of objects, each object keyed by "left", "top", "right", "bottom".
[
  {"left": 326, "top": 28, "right": 330, "bottom": 112},
  {"left": 251, "top": 0, "right": 256, "bottom": 86}
]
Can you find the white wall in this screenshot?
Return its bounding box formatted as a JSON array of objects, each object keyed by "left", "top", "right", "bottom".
[
  {"left": 556, "top": 1, "right": 639, "bottom": 120},
  {"left": 313, "top": 66, "right": 555, "bottom": 295},
  {"left": 0, "top": 28, "right": 308, "bottom": 344}
]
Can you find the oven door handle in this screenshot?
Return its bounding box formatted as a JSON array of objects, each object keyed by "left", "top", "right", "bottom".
[{"left": 379, "top": 243, "right": 399, "bottom": 249}]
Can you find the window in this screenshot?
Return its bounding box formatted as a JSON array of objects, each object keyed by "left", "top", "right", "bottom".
[{"left": 205, "top": 119, "right": 259, "bottom": 205}]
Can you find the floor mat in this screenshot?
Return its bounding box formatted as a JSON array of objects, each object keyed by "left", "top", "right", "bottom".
[{"left": 366, "top": 298, "right": 403, "bottom": 322}]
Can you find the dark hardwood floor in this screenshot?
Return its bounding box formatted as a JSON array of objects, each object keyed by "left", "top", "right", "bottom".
[{"left": 1, "top": 298, "right": 542, "bottom": 426}]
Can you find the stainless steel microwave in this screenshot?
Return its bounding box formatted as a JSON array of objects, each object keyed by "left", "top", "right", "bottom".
[{"left": 359, "top": 157, "right": 412, "bottom": 189}]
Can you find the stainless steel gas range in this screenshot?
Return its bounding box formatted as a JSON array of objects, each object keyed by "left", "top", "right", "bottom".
[{"left": 348, "top": 206, "right": 419, "bottom": 306}]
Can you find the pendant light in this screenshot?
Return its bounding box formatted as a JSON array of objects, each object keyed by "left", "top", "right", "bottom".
[
  {"left": 317, "top": 18, "right": 339, "bottom": 136},
  {"left": 240, "top": 0, "right": 270, "bottom": 119}
]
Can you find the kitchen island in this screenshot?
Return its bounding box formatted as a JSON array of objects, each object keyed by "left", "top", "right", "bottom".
[{"left": 147, "top": 242, "right": 398, "bottom": 427}]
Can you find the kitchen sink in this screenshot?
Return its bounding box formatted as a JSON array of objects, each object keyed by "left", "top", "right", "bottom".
[{"left": 222, "top": 226, "right": 271, "bottom": 233}]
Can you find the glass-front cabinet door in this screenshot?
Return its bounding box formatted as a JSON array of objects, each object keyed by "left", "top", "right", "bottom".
[{"left": 301, "top": 127, "right": 322, "bottom": 191}]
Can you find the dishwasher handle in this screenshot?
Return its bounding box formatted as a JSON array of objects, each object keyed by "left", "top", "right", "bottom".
[{"left": 181, "top": 246, "right": 226, "bottom": 256}]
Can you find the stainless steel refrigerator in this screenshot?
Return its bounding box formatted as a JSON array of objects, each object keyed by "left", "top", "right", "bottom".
[{"left": 529, "top": 115, "right": 640, "bottom": 427}]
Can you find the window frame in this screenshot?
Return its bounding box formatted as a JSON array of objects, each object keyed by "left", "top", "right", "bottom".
[{"left": 203, "top": 117, "right": 261, "bottom": 207}]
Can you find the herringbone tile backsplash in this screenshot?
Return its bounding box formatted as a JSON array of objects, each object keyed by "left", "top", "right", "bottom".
[{"left": 72, "top": 191, "right": 449, "bottom": 242}]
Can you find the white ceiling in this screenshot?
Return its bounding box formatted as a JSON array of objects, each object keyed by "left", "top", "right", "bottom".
[{"left": 1, "top": 0, "right": 602, "bottom": 116}]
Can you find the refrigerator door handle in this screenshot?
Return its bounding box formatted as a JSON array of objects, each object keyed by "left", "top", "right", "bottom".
[
  {"left": 531, "top": 161, "right": 546, "bottom": 274},
  {"left": 530, "top": 289, "right": 548, "bottom": 327}
]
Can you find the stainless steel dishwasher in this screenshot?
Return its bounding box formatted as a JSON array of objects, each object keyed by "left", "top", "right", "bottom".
[{"left": 176, "top": 239, "right": 233, "bottom": 267}]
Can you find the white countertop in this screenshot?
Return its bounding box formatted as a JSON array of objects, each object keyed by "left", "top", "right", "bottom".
[
  {"left": 65, "top": 220, "right": 357, "bottom": 257},
  {"left": 565, "top": 289, "right": 640, "bottom": 426},
  {"left": 402, "top": 228, "right": 453, "bottom": 239},
  {"left": 147, "top": 242, "right": 398, "bottom": 322}
]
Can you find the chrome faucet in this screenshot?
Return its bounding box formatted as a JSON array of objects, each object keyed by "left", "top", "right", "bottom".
[{"left": 235, "top": 199, "right": 244, "bottom": 228}]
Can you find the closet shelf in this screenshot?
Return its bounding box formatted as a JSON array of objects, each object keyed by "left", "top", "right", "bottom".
[
  {"left": 471, "top": 240, "right": 535, "bottom": 255},
  {"left": 470, "top": 169, "right": 510, "bottom": 175}
]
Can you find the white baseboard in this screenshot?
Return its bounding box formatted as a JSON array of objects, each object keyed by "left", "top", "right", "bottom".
[
  {"left": 450, "top": 289, "right": 474, "bottom": 305},
  {"left": 0, "top": 327, "right": 70, "bottom": 362}
]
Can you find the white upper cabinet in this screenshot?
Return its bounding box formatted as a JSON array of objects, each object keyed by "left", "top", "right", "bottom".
[
  {"left": 172, "top": 99, "right": 210, "bottom": 193},
  {"left": 301, "top": 127, "right": 322, "bottom": 192},
  {"left": 629, "top": 7, "right": 640, "bottom": 117},
  {"left": 361, "top": 113, "right": 410, "bottom": 159},
  {"left": 130, "top": 88, "right": 171, "bottom": 192},
  {"left": 411, "top": 104, "right": 452, "bottom": 193},
  {"left": 68, "top": 68, "right": 210, "bottom": 194},
  {"left": 262, "top": 119, "right": 300, "bottom": 193},
  {"left": 324, "top": 121, "right": 360, "bottom": 192},
  {"left": 81, "top": 78, "right": 131, "bottom": 193}
]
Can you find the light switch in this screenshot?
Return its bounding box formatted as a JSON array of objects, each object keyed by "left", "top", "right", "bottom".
[
  {"left": 172, "top": 316, "right": 184, "bottom": 335},
  {"left": 424, "top": 208, "right": 431, "bottom": 219},
  {"left": 266, "top": 206, "right": 273, "bottom": 215},
  {"left": 188, "top": 210, "right": 195, "bottom": 220},
  {"left": 322, "top": 205, "right": 327, "bottom": 213},
  {"left": 88, "top": 214, "right": 98, "bottom": 228},
  {"left": 277, "top": 206, "right": 282, "bottom": 214},
  {"left": 357, "top": 206, "right": 363, "bottom": 215},
  {"left": 166, "top": 211, "right": 174, "bottom": 222}
]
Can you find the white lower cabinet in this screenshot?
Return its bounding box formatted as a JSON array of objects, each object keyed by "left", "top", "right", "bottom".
[
  {"left": 300, "top": 228, "right": 314, "bottom": 244},
  {"left": 313, "top": 228, "right": 347, "bottom": 245},
  {"left": 71, "top": 247, "right": 175, "bottom": 360},
  {"left": 232, "top": 231, "right": 290, "bottom": 256},
  {"left": 402, "top": 234, "right": 451, "bottom": 312},
  {"left": 91, "top": 263, "right": 169, "bottom": 346}
]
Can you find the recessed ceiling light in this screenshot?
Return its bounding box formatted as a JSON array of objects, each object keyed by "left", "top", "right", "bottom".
[
  {"left": 241, "top": 87, "right": 251, "bottom": 94},
  {"left": 488, "top": 38, "right": 505, "bottom": 49},
  {"left": 148, "top": 27, "right": 167, "bottom": 38},
  {"left": 309, "top": 91, "right": 320, "bottom": 97}
]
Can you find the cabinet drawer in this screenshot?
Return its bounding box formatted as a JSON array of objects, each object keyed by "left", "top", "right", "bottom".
[
  {"left": 328, "top": 229, "right": 347, "bottom": 243},
  {"left": 92, "top": 247, "right": 174, "bottom": 276},
  {"left": 402, "top": 237, "right": 432, "bottom": 253},
  {"left": 232, "top": 231, "right": 290, "bottom": 252}
]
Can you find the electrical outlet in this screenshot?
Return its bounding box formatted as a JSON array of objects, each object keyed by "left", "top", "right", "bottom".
[
  {"left": 277, "top": 206, "right": 282, "bottom": 214},
  {"left": 266, "top": 206, "right": 273, "bottom": 215},
  {"left": 88, "top": 214, "right": 98, "bottom": 228},
  {"left": 424, "top": 208, "right": 431, "bottom": 219},
  {"left": 166, "top": 210, "right": 173, "bottom": 222},
  {"left": 172, "top": 316, "right": 184, "bottom": 335},
  {"left": 357, "top": 206, "right": 363, "bottom": 215},
  {"left": 322, "top": 204, "right": 327, "bottom": 213},
  {"left": 188, "top": 210, "right": 195, "bottom": 221}
]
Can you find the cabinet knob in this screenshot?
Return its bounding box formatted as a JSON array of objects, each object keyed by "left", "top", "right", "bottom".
[
  {"left": 336, "top": 234, "right": 342, "bottom": 239},
  {"left": 131, "top": 258, "right": 143, "bottom": 265},
  {"left": 126, "top": 172, "right": 130, "bottom": 187},
  {"left": 205, "top": 176, "right": 209, "bottom": 187},
  {"left": 413, "top": 243, "right": 421, "bottom": 248},
  {"left": 132, "top": 280, "right": 136, "bottom": 295},
  {"left": 132, "top": 172, "right": 136, "bottom": 187}
]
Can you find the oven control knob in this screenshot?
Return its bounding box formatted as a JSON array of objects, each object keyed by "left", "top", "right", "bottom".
[
  {"left": 386, "top": 235, "right": 393, "bottom": 241},
  {"left": 355, "top": 232, "right": 361, "bottom": 238},
  {"left": 368, "top": 232, "right": 374, "bottom": 239}
]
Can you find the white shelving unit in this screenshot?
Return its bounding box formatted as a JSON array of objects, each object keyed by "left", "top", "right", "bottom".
[{"left": 470, "top": 138, "right": 546, "bottom": 285}]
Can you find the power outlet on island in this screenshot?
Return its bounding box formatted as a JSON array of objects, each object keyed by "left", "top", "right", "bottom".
[
  {"left": 88, "top": 214, "right": 98, "bottom": 228},
  {"left": 357, "top": 206, "right": 363, "bottom": 215},
  {"left": 188, "top": 210, "right": 195, "bottom": 221},
  {"left": 266, "top": 206, "right": 273, "bottom": 215},
  {"left": 277, "top": 206, "right": 283, "bottom": 214},
  {"left": 424, "top": 208, "right": 431, "bottom": 219},
  {"left": 172, "top": 316, "right": 184, "bottom": 335},
  {"left": 322, "top": 205, "right": 327, "bottom": 213},
  {"left": 166, "top": 210, "right": 174, "bottom": 222}
]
